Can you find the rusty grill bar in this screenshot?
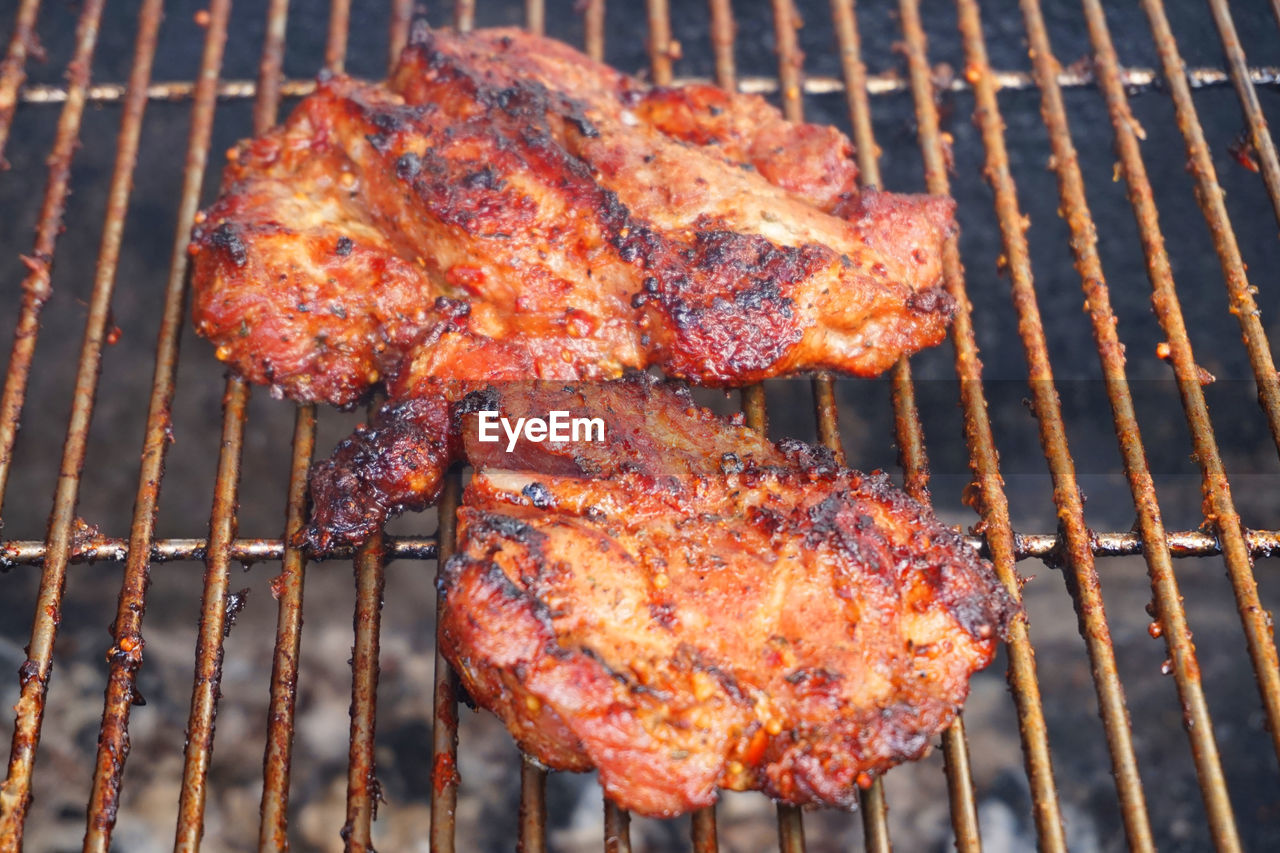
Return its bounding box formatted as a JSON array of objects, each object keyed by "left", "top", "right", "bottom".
[
  {"left": 15, "top": 64, "right": 1280, "bottom": 107},
  {"left": 1, "top": 0, "right": 1279, "bottom": 851},
  {"left": 4, "top": 527, "right": 1280, "bottom": 569}
]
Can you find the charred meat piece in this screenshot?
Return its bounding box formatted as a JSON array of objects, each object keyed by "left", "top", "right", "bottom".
[
  {"left": 306, "top": 394, "right": 458, "bottom": 548},
  {"left": 189, "top": 26, "right": 957, "bottom": 407},
  {"left": 439, "top": 377, "right": 1017, "bottom": 816}
]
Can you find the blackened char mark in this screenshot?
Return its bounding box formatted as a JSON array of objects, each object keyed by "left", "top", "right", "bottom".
[
  {"left": 392, "top": 74, "right": 602, "bottom": 238},
  {"left": 464, "top": 509, "right": 546, "bottom": 550},
  {"left": 400, "top": 30, "right": 831, "bottom": 386},
  {"left": 438, "top": 553, "right": 558, "bottom": 643},
  {"left": 783, "top": 667, "right": 845, "bottom": 702},
  {"left": 337, "top": 89, "right": 536, "bottom": 238},
  {"left": 801, "top": 471, "right": 1018, "bottom": 643},
  {"left": 411, "top": 130, "right": 539, "bottom": 237},
  {"left": 359, "top": 101, "right": 421, "bottom": 154},
  {"left": 625, "top": 230, "right": 831, "bottom": 382},
  {"left": 397, "top": 31, "right": 638, "bottom": 258},
  {"left": 804, "top": 493, "right": 890, "bottom": 579},
  {"left": 454, "top": 386, "right": 501, "bottom": 415},
  {"left": 461, "top": 166, "right": 504, "bottom": 190},
  {"left": 404, "top": 33, "right": 602, "bottom": 156},
  {"left": 451, "top": 508, "right": 562, "bottom": 631},
  {"left": 494, "top": 80, "right": 598, "bottom": 139},
  {"left": 776, "top": 439, "right": 840, "bottom": 477},
  {"left": 305, "top": 395, "right": 457, "bottom": 550},
  {"left": 396, "top": 151, "right": 422, "bottom": 179},
  {"left": 522, "top": 481, "right": 554, "bottom": 508},
  {"left": 434, "top": 295, "right": 472, "bottom": 321},
  {"left": 207, "top": 223, "right": 248, "bottom": 267},
  {"left": 905, "top": 285, "right": 954, "bottom": 319}
]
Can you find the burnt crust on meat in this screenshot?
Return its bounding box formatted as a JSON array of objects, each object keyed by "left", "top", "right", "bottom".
[
  {"left": 305, "top": 395, "right": 458, "bottom": 551},
  {"left": 189, "top": 26, "right": 958, "bottom": 407}
]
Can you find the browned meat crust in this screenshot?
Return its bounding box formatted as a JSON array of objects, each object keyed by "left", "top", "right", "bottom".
[
  {"left": 631, "top": 83, "right": 859, "bottom": 210},
  {"left": 189, "top": 26, "right": 956, "bottom": 407},
  {"left": 438, "top": 377, "right": 1017, "bottom": 816},
  {"left": 306, "top": 395, "right": 457, "bottom": 549}
]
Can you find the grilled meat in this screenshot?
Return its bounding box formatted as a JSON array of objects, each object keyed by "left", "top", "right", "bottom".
[
  {"left": 187, "top": 23, "right": 1008, "bottom": 820},
  {"left": 189, "top": 25, "right": 957, "bottom": 407},
  {"left": 306, "top": 394, "right": 458, "bottom": 548},
  {"left": 439, "top": 377, "right": 1017, "bottom": 816}
]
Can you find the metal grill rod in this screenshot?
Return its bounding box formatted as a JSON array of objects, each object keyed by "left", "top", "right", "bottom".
[
  {"left": 830, "top": 0, "right": 984, "bottom": 848},
  {"left": 0, "top": 0, "right": 103, "bottom": 528},
  {"left": 709, "top": 0, "right": 767, "bottom": 445},
  {"left": 455, "top": 0, "right": 476, "bottom": 34},
  {"left": 0, "top": 0, "right": 41, "bottom": 164},
  {"left": 261, "top": 0, "right": 417, "bottom": 843},
  {"left": 1, "top": 0, "right": 166, "bottom": 845},
  {"left": 325, "top": 0, "right": 350, "bottom": 72},
  {"left": 706, "top": 0, "right": 808, "bottom": 844},
  {"left": 1019, "top": 0, "right": 1241, "bottom": 846},
  {"left": 579, "top": 2, "right": 635, "bottom": 845},
  {"left": 499, "top": 0, "right": 546, "bottom": 843},
  {"left": 603, "top": 799, "right": 630, "bottom": 853},
  {"left": 708, "top": 0, "right": 735, "bottom": 97},
  {"left": 323, "top": 1, "right": 399, "bottom": 842},
  {"left": 427, "top": 20, "right": 513, "bottom": 853},
  {"left": 175, "top": 378, "right": 250, "bottom": 851},
  {"left": 74, "top": 0, "right": 167, "bottom": 848},
  {"left": 738, "top": 0, "right": 811, "bottom": 848},
  {"left": 1205, "top": 0, "right": 1280, "bottom": 230},
  {"left": 765, "top": 0, "right": 881, "bottom": 843},
  {"left": 586, "top": 1, "right": 632, "bottom": 835},
  {"left": 174, "top": 0, "right": 284, "bottom": 846},
  {"left": 336, "top": 20, "right": 422, "bottom": 845},
  {"left": 956, "top": 2, "right": 1157, "bottom": 848},
  {"left": 691, "top": 807, "right": 718, "bottom": 853},
  {"left": 0, "top": 536, "right": 440, "bottom": 567},
  {"left": 487, "top": 0, "right": 557, "bottom": 836},
  {"left": 641, "top": 1, "right": 733, "bottom": 847},
  {"left": 9, "top": 0, "right": 230, "bottom": 838},
  {"left": 253, "top": 0, "right": 312, "bottom": 832},
  {"left": 1140, "top": 0, "right": 1280, "bottom": 461},
  {"left": 520, "top": 755, "right": 549, "bottom": 853},
  {"left": 525, "top": 0, "right": 545, "bottom": 36},
  {"left": 256, "top": 0, "right": 311, "bottom": 841},
  {"left": 257, "top": 400, "right": 313, "bottom": 851},
  {"left": 1083, "top": 0, "right": 1280, "bottom": 773},
  {"left": 4, "top": 527, "right": 1278, "bottom": 569},
  {"left": 589, "top": 4, "right": 625, "bottom": 845},
  {"left": 583, "top": 0, "right": 604, "bottom": 62},
  {"left": 429, "top": 472, "right": 463, "bottom": 853},
  {"left": 17, "top": 64, "right": 1280, "bottom": 106},
  {"left": 345, "top": 531, "right": 386, "bottom": 852},
  {"left": 897, "top": 1, "right": 1068, "bottom": 848},
  {"left": 0, "top": 0, "right": 109, "bottom": 844},
  {"left": 426, "top": 2, "right": 582, "bottom": 846},
  {"left": 390, "top": 0, "right": 412, "bottom": 71}
]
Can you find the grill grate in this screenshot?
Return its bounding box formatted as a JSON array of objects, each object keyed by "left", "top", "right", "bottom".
[{"left": 1, "top": 0, "right": 1279, "bottom": 850}]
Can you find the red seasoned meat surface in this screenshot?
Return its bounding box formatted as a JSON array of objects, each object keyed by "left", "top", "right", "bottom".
[
  {"left": 188, "top": 26, "right": 957, "bottom": 407},
  {"left": 438, "top": 377, "right": 1016, "bottom": 816}
]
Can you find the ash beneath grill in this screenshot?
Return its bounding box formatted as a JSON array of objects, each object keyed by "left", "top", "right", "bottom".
[{"left": 3, "top": 0, "right": 1280, "bottom": 850}]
